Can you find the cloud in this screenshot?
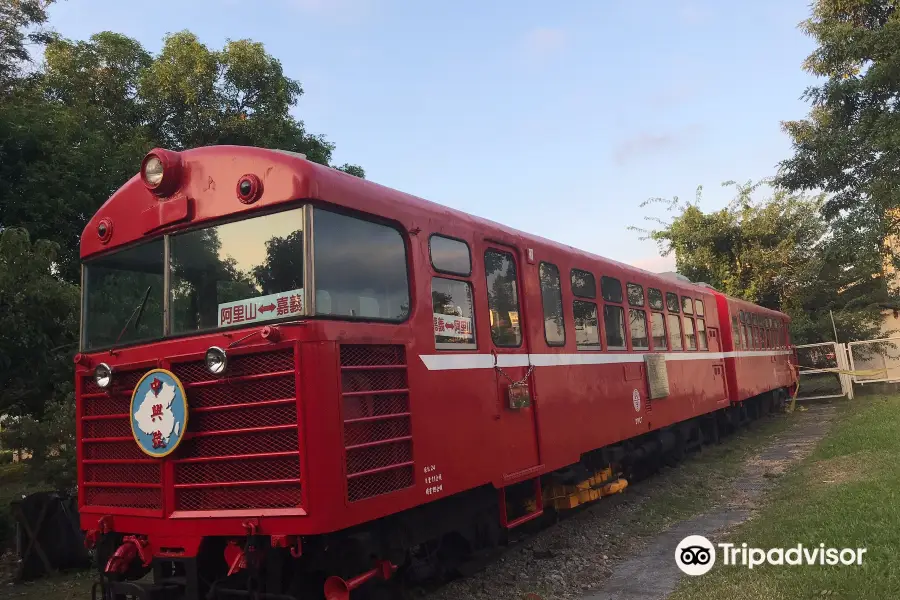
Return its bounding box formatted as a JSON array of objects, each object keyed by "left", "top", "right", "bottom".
[
  {"left": 613, "top": 124, "right": 703, "bottom": 166},
  {"left": 629, "top": 254, "right": 677, "bottom": 273},
  {"left": 523, "top": 27, "right": 567, "bottom": 57}
]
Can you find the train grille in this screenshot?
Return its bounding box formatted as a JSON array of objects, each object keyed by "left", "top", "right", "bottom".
[
  {"left": 80, "top": 348, "right": 302, "bottom": 513},
  {"left": 340, "top": 345, "right": 414, "bottom": 502}
]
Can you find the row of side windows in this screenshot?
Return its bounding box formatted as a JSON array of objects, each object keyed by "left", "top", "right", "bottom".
[
  {"left": 729, "top": 310, "right": 789, "bottom": 350},
  {"left": 428, "top": 236, "right": 713, "bottom": 353},
  {"left": 553, "top": 269, "right": 707, "bottom": 352}
]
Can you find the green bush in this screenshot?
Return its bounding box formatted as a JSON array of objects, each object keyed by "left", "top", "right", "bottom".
[{"left": 0, "top": 398, "right": 76, "bottom": 492}]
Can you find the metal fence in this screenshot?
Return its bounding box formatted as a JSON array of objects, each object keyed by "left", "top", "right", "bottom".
[{"left": 795, "top": 341, "right": 854, "bottom": 401}]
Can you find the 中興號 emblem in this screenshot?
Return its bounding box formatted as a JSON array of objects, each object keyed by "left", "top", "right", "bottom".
[{"left": 130, "top": 369, "right": 188, "bottom": 458}]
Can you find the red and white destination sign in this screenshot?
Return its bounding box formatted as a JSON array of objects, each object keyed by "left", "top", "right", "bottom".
[
  {"left": 433, "top": 313, "right": 473, "bottom": 338},
  {"left": 218, "top": 288, "right": 304, "bottom": 327}
]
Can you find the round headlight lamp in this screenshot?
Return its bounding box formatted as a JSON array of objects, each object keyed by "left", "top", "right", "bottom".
[
  {"left": 142, "top": 155, "right": 165, "bottom": 188},
  {"left": 205, "top": 346, "right": 228, "bottom": 375},
  {"left": 94, "top": 363, "right": 112, "bottom": 389}
]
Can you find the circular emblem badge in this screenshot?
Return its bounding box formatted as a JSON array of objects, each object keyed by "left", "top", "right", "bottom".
[
  {"left": 130, "top": 369, "right": 188, "bottom": 458},
  {"left": 632, "top": 389, "right": 641, "bottom": 412}
]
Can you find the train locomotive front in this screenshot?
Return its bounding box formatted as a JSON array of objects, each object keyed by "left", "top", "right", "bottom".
[{"left": 77, "top": 147, "right": 428, "bottom": 599}]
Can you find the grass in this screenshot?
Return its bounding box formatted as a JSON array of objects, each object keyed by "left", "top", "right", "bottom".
[
  {"left": 619, "top": 414, "right": 793, "bottom": 538},
  {"left": 671, "top": 394, "right": 900, "bottom": 600}
]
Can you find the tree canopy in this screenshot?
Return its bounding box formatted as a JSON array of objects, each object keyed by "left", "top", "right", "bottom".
[
  {"left": 0, "top": 25, "right": 363, "bottom": 282},
  {"left": 0, "top": 6, "right": 364, "bottom": 431},
  {"left": 634, "top": 182, "right": 885, "bottom": 344}
]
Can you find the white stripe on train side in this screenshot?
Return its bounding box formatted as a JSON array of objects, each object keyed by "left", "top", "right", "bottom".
[{"left": 418, "top": 350, "right": 793, "bottom": 371}]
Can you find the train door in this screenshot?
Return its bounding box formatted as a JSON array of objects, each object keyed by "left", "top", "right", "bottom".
[
  {"left": 706, "top": 324, "right": 729, "bottom": 401},
  {"left": 482, "top": 244, "right": 541, "bottom": 477}
]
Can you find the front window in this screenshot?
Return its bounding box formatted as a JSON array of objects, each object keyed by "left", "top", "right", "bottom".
[
  {"left": 83, "top": 240, "right": 165, "bottom": 350},
  {"left": 170, "top": 207, "right": 305, "bottom": 334},
  {"left": 82, "top": 204, "right": 412, "bottom": 350}
]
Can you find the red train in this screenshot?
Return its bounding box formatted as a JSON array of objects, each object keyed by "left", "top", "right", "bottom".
[{"left": 75, "top": 146, "right": 796, "bottom": 599}]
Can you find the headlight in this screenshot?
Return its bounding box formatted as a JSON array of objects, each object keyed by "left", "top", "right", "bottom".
[
  {"left": 94, "top": 363, "right": 112, "bottom": 389},
  {"left": 205, "top": 346, "right": 227, "bottom": 375},
  {"left": 142, "top": 155, "right": 164, "bottom": 188}
]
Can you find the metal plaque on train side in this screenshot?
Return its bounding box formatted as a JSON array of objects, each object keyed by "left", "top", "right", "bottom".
[
  {"left": 645, "top": 354, "right": 670, "bottom": 399},
  {"left": 508, "top": 382, "right": 531, "bottom": 409}
]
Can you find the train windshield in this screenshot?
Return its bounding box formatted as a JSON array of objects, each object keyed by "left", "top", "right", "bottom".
[
  {"left": 82, "top": 204, "right": 410, "bottom": 350},
  {"left": 83, "top": 239, "right": 166, "bottom": 350},
  {"left": 169, "top": 207, "right": 306, "bottom": 335}
]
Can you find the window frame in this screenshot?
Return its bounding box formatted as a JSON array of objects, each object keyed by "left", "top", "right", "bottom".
[
  {"left": 428, "top": 233, "right": 472, "bottom": 277},
  {"left": 601, "top": 276, "right": 624, "bottom": 304},
  {"left": 603, "top": 303, "right": 627, "bottom": 350},
  {"left": 683, "top": 315, "right": 697, "bottom": 350},
  {"left": 573, "top": 299, "right": 601, "bottom": 351},
  {"left": 539, "top": 261, "right": 566, "bottom": 347},
  {"left": 696, "top": 318, "right": 707, "bottom": 350},
  {"left": 571, "top": 268, "right": 597, "bottom": 299},
  {"left": 431, "top": 276, "right": 477, "bottom": 350},
  {"left": 312, "top": 206, "right": 412, "bottom": 323},
  {"left": 666, "top": 292, "right": 680, "bottom": 313},
  {"left": 650, "top": 311, "right": 668, "bottom": 351},
  {"left": 484, "top": 248, "right": 523, "bottom": 348},
  {"left": 626, "top": 282, "right": 645, "bottom": 308},
  {"left": 629, "top": 308, "right": 650, "bottom": 350},
  {"left": 667, "top": 312, "right": 684, "bottom": 350}
]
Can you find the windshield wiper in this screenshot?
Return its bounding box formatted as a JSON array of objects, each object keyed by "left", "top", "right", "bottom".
[{"left": 115, "top": 285, "right": 152, "bottom": 345}]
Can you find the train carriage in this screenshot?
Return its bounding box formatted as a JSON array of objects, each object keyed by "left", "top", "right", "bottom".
[{"left": 75, "top": 146, "right": 796, "bottom": 600}]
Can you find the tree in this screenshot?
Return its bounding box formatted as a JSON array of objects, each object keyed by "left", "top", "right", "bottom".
[
  {"left": 0, "top": 228, "right": 79, "bottom": 418},
  {"left": 0, "top": 27, "right": 364, "bottom": 282},
  {"left": 0, "top": 0, "right": 54, "bottom": 88},
  {"left": 633, "top": 181, "right": 884, "bottom": 344},
  {"left": 777, "top": 0, "right": 900, "bottom": 294}
]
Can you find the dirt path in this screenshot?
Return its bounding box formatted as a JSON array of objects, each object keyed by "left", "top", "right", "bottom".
[
  {"left": 420, "top": 403, "right": 838, "bottom": 600},
  {"left": 582, "top": 403, "right": 838, "bottom": 600}
]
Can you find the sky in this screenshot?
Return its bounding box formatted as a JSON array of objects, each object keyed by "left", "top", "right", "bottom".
[{"left": 47, "top": 0, "right": 819, "bottom": 273}]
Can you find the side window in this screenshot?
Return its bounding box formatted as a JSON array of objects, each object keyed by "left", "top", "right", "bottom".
[
  {"left": 574, "top": 300, "right": 600, "bottom": 350},
  {"left": 601, "top": 276, "right": 623, "bottom": 303},
  {"left": 742, "top": 324, "right": 749, "bottom": 350},
  {"left": 648, "top": 288, "right": 664, "bottom": 310},
  {"left": 630, "top": 309, "right": 649, "bottom": 349},
  {"left": 429, "top": 235, "right": 471, "bottom": 275},
  {"left": 604, "top": 305, "right": 626, "bottom": 349},
  {"left": 696, "top": 299, "right": 705, "bottom": 317},
  {"left": 683, "top": 316, "right": 697, "bottom": 350},
  {"left": 697, "top": 318, "right": 707, "bottom": 350},
  {"left": 651, "top": 312, "right": 667, "bottom": 350},
  {"left": 540, "top": 262, "right": 565, "bottom": 346},
  {"left": 666, "top": 292, "right": 680, "bottom": 313},
  {"left": 432, "top": 278, "right": 476, "bottom": 349},
  {"left": 627, "top": 283, "right": 645, "bottom": 307},
  {"left": 484, "top": 250, "right": 522, "bottom": 347},
  {"left": 313, "top": 208, "right": 409, "bottom": 320},
  {"left": 667, "top": 314, "right": 683, "bottom": 350},
  {"left": 731, "top": 316, "right": 740, "bottom": 347},
  {"left": 682, "top": 296, "right": 694, "bottom": 315},
  {"left": 571, "top": 269, "right": 596, "bottom": 298}
]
